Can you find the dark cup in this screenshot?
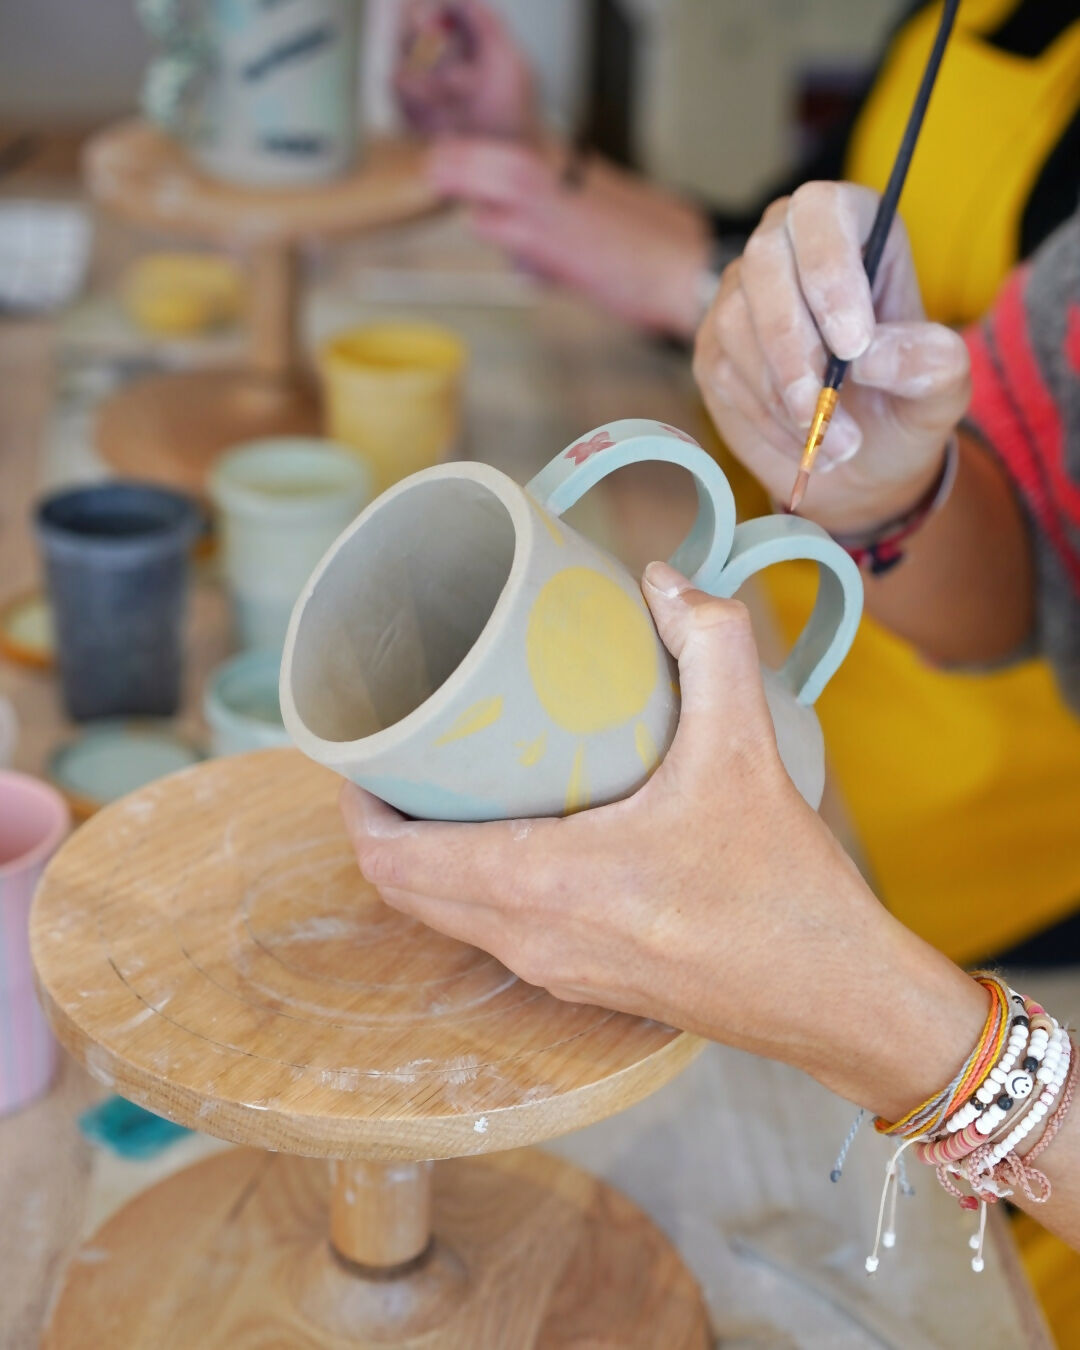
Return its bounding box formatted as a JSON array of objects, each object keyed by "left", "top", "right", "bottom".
[{"left": 36, "top": 483, "right": 202, "bottom": 721}]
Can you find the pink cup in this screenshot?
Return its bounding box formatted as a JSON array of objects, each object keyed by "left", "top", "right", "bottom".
[{"left": 0, "top": 771, "right": 69, "bottom": 1114}]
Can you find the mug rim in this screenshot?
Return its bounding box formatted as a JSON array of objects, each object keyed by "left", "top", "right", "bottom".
[
  {"left": 0, "top": 770, "right": 70, "bottom": 880},
  {"left": 208, "top": 438, "right": 373, "bottom": 519},
  {"left": 35, "top": 481, "right": 203, "bottom": 554},
  {"left": 280, "top": 461, "right": 531, "bottom": 766},
  {"left": 205, "top": 649, "right": 284, "bottom": 732}
]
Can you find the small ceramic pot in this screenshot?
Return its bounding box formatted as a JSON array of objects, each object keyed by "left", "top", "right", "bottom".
[
  {"left": 319, "top": 322, "right": 468, "bottom": 495},
  {"left": 0, "top": 771, "right": 69, "bottom": 1114},
  {"left": 205, "top": 649, "right": 290, "bottom": 757},
  {"left": 209, "top": 437, "right": 372, "bottom": 652},
  {"left": 139, "top": 0, "right": 362, "bottom": 187},
  {"left": 281, "top": 419, "right": 863, "bottom": 820},
  {"left": 36, "top": 482, "right": 202, "bottom": 722}
]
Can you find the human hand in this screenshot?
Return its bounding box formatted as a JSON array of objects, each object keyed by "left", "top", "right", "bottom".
[
  {"left": 427, "top": 138, "right": 712, "bottom": 336},
  {"left": 341, "top": 561, "right": 981, "bottom": 1116},
  {"left": 394, "top": 0, "right": 537, "bottom": 139},
  {"left": 693, "top": 182, "right": 972, "bottom": 535}
]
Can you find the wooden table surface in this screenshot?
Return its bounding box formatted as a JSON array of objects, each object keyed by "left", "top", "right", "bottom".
[{"left": 0, "top": 173, "right": 1054, "bottom": 1349}]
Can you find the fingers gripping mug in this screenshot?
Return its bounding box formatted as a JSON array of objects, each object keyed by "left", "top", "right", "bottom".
[{"left": 281, "top": 420, "right": 863, "bottom": 819}]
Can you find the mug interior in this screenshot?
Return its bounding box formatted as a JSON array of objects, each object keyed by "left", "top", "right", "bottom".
[
  {"left": 289, "top": 477, "right": 515, "bottom": 743},
  {"left": 0, "top": 773, "right": 67, "bottom": 874}
]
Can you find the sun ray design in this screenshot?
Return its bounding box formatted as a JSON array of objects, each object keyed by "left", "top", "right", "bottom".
[
  {"left": 634, "top": 722, "right": 659, "bottom": 776},
  {"left": 435, "top": 696, "right": 504, "bottom": 747},
  {"left": 534, "top": 506, "right": 565, "bottom": 547},
  {"left": 565, "top": 744, "right": 589, "bottom": 814},
  {"left": 516, "top": 733, "right": 547, "bottom": 767}
]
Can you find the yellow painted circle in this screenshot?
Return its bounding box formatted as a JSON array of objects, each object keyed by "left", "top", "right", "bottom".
[{"left": 526, "top": 568, "right": 657, "bottom": 735}]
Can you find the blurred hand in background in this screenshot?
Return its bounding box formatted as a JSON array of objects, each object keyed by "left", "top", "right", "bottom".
[
  {"left": 427, "top": 136, "right": 712, "bottom": 337},
  {"left": 395, "top": 0, "right": 713, "bottom": 338},
  {"left": 394, "top": 0, "right": 537, "bottom": 139}
]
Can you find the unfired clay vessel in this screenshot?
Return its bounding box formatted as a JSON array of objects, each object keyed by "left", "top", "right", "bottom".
[{"left": 280, "top": 420, "right": 863, "bottom": 820}]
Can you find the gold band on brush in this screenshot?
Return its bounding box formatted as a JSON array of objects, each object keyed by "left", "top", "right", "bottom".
[{"left": 789, "top": 386, "right": 839, "bottom": 512}]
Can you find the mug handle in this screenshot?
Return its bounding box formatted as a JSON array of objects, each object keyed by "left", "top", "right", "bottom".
[
  {"left": 526, "top": 419, "right": 737, "bottom": 587},
  {"left": 703, "top": 514, "right": 864, "bottom": 705}
]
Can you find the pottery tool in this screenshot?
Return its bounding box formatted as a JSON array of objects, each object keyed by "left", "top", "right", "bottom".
[{"left": 788, "top": 0, "right": 961, "bottom": 513}]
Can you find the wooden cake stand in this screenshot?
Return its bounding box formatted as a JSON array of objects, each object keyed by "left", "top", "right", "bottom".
[
  {"left": 83, "top": 121, "right": 441, "bottom": 494},
  {"left": 31, "top": 750, "right": 709, "bottom": 1347}
]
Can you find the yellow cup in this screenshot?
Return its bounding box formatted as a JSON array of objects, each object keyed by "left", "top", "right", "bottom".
[{"left": 319, "top": 322, "right": 468, "bottom": 494}]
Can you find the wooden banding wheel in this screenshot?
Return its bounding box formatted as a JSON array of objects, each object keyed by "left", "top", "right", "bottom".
[
  {"left": 84, "top": 122, "right": 442, "bottom": 494},
  {"left": 31, "top": 750, "right": 709, "bottom": 1347}
]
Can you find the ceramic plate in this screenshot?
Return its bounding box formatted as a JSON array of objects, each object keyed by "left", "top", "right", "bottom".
[
  {"left": 0, "top": 592, "right": 54, "bottom": 669},
  {"left": 48, "top": 723, "right": 203, "bottom": 820}
]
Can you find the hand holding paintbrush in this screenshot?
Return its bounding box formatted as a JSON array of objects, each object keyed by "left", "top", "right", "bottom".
[{"left": 788, "top": 0, "right": 962, "bottom": 512}]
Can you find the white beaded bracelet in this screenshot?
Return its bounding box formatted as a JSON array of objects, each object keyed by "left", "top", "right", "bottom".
[{"left": 979, "top": 1034, "right": 1072, "bottom": 1173}]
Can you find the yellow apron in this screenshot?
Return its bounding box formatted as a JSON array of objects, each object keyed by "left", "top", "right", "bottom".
[
  {"left": 741, "top": 7, "right": 1080, "bottom": 1328},
  {"left": 745, "top": 0, "right": 1080, "bottom": 965}
]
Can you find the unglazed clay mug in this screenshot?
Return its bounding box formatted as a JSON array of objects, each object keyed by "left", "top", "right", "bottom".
[
  {"left": 281, "top": 420, "right": 863, "bottom": 820},
  {"left": 209, "top": 437, "right": 373, "bottom": 652},
  {"left": 138, "top": 0, "right": 362, "bottom": 187},
  {"left": 0, "top": 771, "right": 69, "bottom": 1114},
  {"left": 319, "top": 322, "right": 468, "bottom": 495}
]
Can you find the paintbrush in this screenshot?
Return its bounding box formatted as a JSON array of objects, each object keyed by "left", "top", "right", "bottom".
[{"left": 789, "top": 0, "right": 961, "bottom": 513}]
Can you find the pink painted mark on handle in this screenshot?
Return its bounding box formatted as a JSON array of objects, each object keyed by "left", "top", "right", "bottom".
[
  {"left": 657, "top": 423, "right": 700, "bottom": 446},
  {"left": 565, "top": 431, "right": 615, "bottom": 466}
]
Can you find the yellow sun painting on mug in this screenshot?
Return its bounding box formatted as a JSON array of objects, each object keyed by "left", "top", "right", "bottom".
[{"left": 433, "top": 563, "right": 663, "bottom": 815}]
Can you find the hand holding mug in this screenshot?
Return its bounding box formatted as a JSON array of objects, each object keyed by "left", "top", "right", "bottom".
[{"left": 693, "top": 181, "right": 971, "bottom": 535}]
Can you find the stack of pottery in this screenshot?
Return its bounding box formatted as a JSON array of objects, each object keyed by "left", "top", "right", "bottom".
[
  {"left": 206, "top": 436, "right": 372, "bottom": 756},
  {"left": 138, "top": 0, "right": 363, "bottom": 188}
]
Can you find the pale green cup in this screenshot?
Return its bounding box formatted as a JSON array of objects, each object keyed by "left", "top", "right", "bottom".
[{"left": 210, "top": 437, "right": 372, "bottom": 653}]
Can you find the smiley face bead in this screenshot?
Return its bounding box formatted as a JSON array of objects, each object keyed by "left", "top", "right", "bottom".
[{"left": 1006, "top": 1070, "right": 1034, "bottom": 1101}]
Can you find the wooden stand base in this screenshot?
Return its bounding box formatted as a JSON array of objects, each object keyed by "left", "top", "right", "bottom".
[
  {"left": 43, "top": 1147, "right": 710, "bottom": 1349},
  {"left": 95, "top": 368, "right": 321, "bottom": 495}
]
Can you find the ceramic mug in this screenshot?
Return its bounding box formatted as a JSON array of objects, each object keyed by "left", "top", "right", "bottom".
[
  {"left": 319, "top": 322, "right": 468, "bottom": 495},
  {"left": 210, "top": 437, "right": 373, "bottom": 651},
  {"left": 281, "top": 420, "right": 863, "bottom": 819},
  {"left": 36, "top": 483, "right": 202, "bottom": 722},
  {"left": 205, "top": 649, "right": 290, "bottom": 756},
  {"left": 0, "top": 771, "right": 69, "bottom": 1115},
  {"left": 138, "top": 0, "right": 362, "bottom": 187}
]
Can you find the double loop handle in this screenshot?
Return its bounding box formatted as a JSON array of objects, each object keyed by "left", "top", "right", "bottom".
[{"left": 527, "top": 419, "right": 863, "bottom": 705}]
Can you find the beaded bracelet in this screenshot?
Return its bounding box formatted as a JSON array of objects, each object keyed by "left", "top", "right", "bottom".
[
  {"left": 920, "top": 1021, "right": 1064, "bottom": 1171},
  {"left": 858, "top": 981, "right": 1078, "bottom": 1278},
  {"left": 918, "top": 1001, "right": 1060, "bottom": 1167}
]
